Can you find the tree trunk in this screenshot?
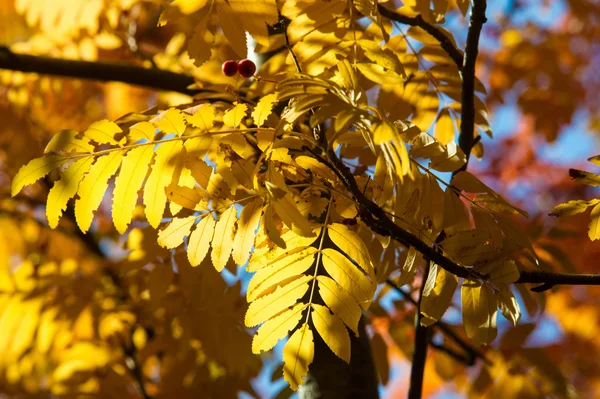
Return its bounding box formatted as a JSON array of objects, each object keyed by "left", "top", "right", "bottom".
[{"left": 298, "top": 317, "right": 379, "bottom": 399}]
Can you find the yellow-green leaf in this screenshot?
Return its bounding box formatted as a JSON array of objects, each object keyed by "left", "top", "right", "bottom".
[
  {"left": 283, "top": 323, "right": 314, "bottom": 391},
  {"left": 157, "top": 216, "right": 197, "bottom": 249},
  {"left": 83, "top": 120, "right": 122, "bottom": 145},
  {"left": 186, "top": 103, "right": 215, "bottom": 132},
  {"left": 317, "top": 276, "right": 361, "bottom": 334},
  {"left": 245, "top": 275, "right": 312, "bottom": 327},
  {"left": 462, "top": 281, "right": 498, "bottom": 344},
  {"left": 232, "top": 198, "right": 263, "bottom": 266},
  {"left": 211, "top": 206, "right": 238, "bottom": 271},
  {"left": 112, "top": 145, "right": 156, "bottom": 234},
  {"left": 311, "top": 303, "right": 351, "bottom": 363},
  {"left": 75, "top": 151, "right": 123, "bottom": 233},
  {"left": 420, "top": 264, "right": 459, "bottom": 327},
  {"left": 11, "top": 155, "right": 69, "bottom": 197},
  {"left": 590, "top": 203, "right": 600, "bottom": 241},
  {"left": 46, "top": 157, "right": 94, "bottom": 228},
  {"left": 321, "top": 248, "right": 374, "bottom": 309},
  {"left": 187, "top": 215, "right": 215, "bottom": 266},
  {"left": 252, "top": 303, "right": 305, "bottom": 354},
  {"left": 223, "top": 103, "right": 249, "bottom": 128},
  {"left": 550, "top": 199, "right": 600, "bottom": 217},
  {"left": 154, "top": 108, "right": 187, "bottom": 136},
  {"left": 496, "top": 290, "right": 520, "bottom": 326},
  {"left": 252, "top": 93, "right": 279, "bottom": 127},
  {"left": 143, "top": 141, "right": 184, "bottom": 228}
]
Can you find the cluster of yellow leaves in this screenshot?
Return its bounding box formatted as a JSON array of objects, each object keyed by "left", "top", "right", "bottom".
[{"left": 550, "top": 154, "right": 600, "bottom": 241}]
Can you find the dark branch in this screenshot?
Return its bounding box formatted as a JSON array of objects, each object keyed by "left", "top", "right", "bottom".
[
  {"left": 0, "top": 45, "right": 199, "bottom": 96},
  {"left": 376, "top": 5, "right": 463, "bottom": 68},
  {"left": 457, "top": 0, "right": 487, "bottom": 168},
  {"left": 408, "top": 262, "right": 431, "bottom": 399},
  {"left": 518, "top": 271, "right": 600, "bottom": 292}
]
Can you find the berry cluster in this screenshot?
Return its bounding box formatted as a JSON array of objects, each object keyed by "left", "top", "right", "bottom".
[{"left": 221, "top": 59, "right": 256, "bottom": 78}]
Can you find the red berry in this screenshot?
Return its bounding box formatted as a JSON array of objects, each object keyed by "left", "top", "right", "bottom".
[
  {"left": 238, "top": 59, "right": 256, "bottom": 78},
  {"left": 222, "top": 60, "right": 238, "bottom": 77}
]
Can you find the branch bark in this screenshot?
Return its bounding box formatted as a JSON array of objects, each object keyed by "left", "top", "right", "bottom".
[
  {"left": 0, "top": 46, "right": 199, "bottom": 96},
  {"left": 377, "top": 5, "right": 463, "bottom": 68}
]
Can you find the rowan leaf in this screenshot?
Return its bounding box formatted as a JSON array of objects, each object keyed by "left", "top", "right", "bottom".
[
  {"left": 11, "top": 155, "right": 70, "bottom": 196},
  {"left": 216, "top": 1, "right": 247, "bottom": 58},
  {"left": 569, "top": 169, "right": 600, "bottom": 187},
  {"left": 83, "top": 120, "right": 122, "bottom": 145},
  {"left": 211, "top": 206, "right": 238, "bottom": 271},
  {"left": 590, "top": 203, "right": 600, "bottom": 241},
  {"left": 185, "top": 103, "right": 216, "bottom": 132},
  {"left": 252, "top": 303, "right": 306, "bottom": 354},
  {"left": 245, "top": 275, "right": 312, "bottom": 327},
  {"left": 112, "top": 146, "right": 155, "bottom": 234},
  {"left": 232, "top": 198, "right": 263, "bottom": 266},
  {"left": 187, "top": 215, "right": 215, "bottom": 266},
  {"left": 157, "top": 215, "right": 196, "bottom": 249},
  {"left": 252, "top": 93, "right": 278, "bottom": 127},
  {"left": 153, "top": 108, "right": 186, "bottom": 136},
  {"left": 271, "top": 194, "right": 314, "bottom": 237},
  {"left": 434, "top": 108, "right": 455, "bottom": 145},
  {"left": 143, "top": 141, "right": 184, "bottom": 228},
  {"left": 129, "top": 122, "right": 157, "bottom": 141},
  {"left": 44, "top": 130, "right": 94, "bottom": 154},
  {"left": 420, "top": 264, "right": 459, "bottom": 327},
  {"left": 311, "top": 304, "right": 351, "bottom": 363},
  {"left": 316, "top": 276, "right": 361, "bottom": 334},
  {"left": 283, "top": 323, "right": 314, "bottom": 391},
  {"left": 321, "top": 248, "right": 374, "bottom": 309},
  {"left": 462, "top": 281, "right": 498, "bottom": 344},
  {"left": 223, "top": 103, "right": 249, "bottom": 128},
  {"left": 75, "top": 151, "right": 123, "bottom": 233},
  {"left": 166, "top": 185, "right": 203, "bottom": 210},
  {"left": 327, "top": 223, "right": 374, "bottom": 276},
  {"left": 46, "top": 157, "right": 94, "bottom": 228},
  {"left": 550, "top": 199, "right": 600, "bottom": 217}
]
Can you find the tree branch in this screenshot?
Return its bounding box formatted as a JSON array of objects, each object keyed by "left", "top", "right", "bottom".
[
  {"left": 376, "top": 5, "right": 463, "bottom": 68},
  {"left": 0, "top": 45, "right": 199, "bottom": 96},
  {"left": 408, "top": 262, "right": 431, "bottom": 399},
  {"left": 517, "top": 271, "right": 600, "bottom": 292},
  {"left": 458, "top": 0, "right": 487, "bottom": 168}
]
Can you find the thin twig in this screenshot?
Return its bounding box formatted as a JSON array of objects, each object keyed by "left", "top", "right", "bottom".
[
  {"left": 376, "top": 5, "right": 463, "bottom": 68},
  {"left": 408, "top": 262, "right": 431, "bottom": 399}
]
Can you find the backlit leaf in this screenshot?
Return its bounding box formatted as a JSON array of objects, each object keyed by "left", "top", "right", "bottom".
[
  {"left": 223, "top": 103, "right": 249, "bottom": 128},
  {"left": 252, "top": 93, "right": 278, "bottom": 127},
  {"left": 186, "top": 104, "right": 215, "bottom": 132},
  {"left": 187, "top": 215, "right": 215, "bottom": 266},
  {"left": 311, "top": 303, "right": 351, "bottom": 363},
  {"left": 283, "top": 323, "right": 314, "bottom": 391},
  {"left": 462, "top": 281, "right": 498, "bottom": 344},
  {"left": 154, "top": 108, "right": 186, "bottom": 136},
  {"left": 252, "top": 303, "right": 306, "bottom": 354},
  {"left": 211, "top": 206, "right": 238, "bottom": 271},
  {"left": 317, "top": 276, "right": 361, "bottom": 334},
  {"left": 12, "top": 155, "right": 69, "bottom": 197},
  {"left": 83, "top": 120, "right": 122, "bottom": 145},
  {"left": 321, "top": 248, "right": 374, "bottom": 309},
  {"left": 232, "top": 198, "right": 264, "bottom": 266},
  {"left": 157, "top": 216, "right": 196, "bottom": 249}
]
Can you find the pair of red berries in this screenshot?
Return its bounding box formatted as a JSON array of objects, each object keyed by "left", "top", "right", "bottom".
[{"left": 222, "top": 59, "right": 256, "bottom": 78}]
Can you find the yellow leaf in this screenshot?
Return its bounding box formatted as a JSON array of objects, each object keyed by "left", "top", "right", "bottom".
[
  {"left": 187, "top": 12, "right": 213, "bottom": 65},
  {"left": 75, "top": 151, "right": 123, "bottom": 233},
  {"left": 11, "top": 155, "right": 69, "bottom": 197},
  {"left": 497, "top": 290, "right": 520, "bottom": 326},
  {"left": 211, "top": 206, "right": 238, "bottom": 271},
  {"left": 434, "top": 108, "right": 455, "bottom": 145},
  {"left": 420, "top": 264, "right": 459, "bottom": 326},
  {"left": 185, "top": 157, "right": 212, "bottom": 189},
  {"left": 356, "top": 63, "right": 406, "bottom": 85},
  {"left": 217, "top": 1, "right": 247, "bottom": 58},
  {"left": 44, "top": 130, "right": 94, "bottom": 154},
  {"left": 186, "top": 103, "right": 216, "bottom": 132},
  {"left": 223, "top": 103, "right": 249, "bottom": 128},
  {"left": 396, "top": 246, "right": 423, "bottom": 287},
  {"left": 232, "top": 198, "right": 263, "bottom": 266},
  {"left": 166, "top": 185, "right": 203, "bottom": 209},
  {"left": 550, "top": 199, "right": 600, "bottom": 217},
  {"left": 311, "top": 303, "right": 351, "bottom": 363},
  {"left": 46, "top": 157, "right": 94, "bottom": 228},
  {"left": 321, "top": 248, "right": 374, "bottom": 309},
  {"left": 283, "top": 323, "right": 314, "bottom": 391},
  {"left": 271, "top": 194, "right": 315, "bottom": 237},
  {"left": 83, "top": 120, "right": 122, "bottom": 145},
  {"left": 245, "top": 275, "right": 312, "bottom": 327},
  {"left": 252, "top": 93, "right": 279, "bottom": 127},
  {"left": 462, "top": 281, "right": 498, "bottom": 344},
  {"left": 252, "top": 303, "right": 306, "bottom": 354},
  {"left": 7, "top": 298, "right": 42, "bottom": 360},
  {"left": 187, "top": 215, "right": 215, "bottom": 266},
  {"left": 247, "top": 247, "right": 317, "bottom": 301},
  {"left": 482, "top": 260, "right": 520, "bottom": 284},
  {"left": 228, "top": 0, "right": 278, "bottom": 46},
  {"left": 144, "top": 141, "right": 184, "bottom": 228},
  {"left": 160, "top": 0, "right": 209, "bottom": 20},
  {"left": 112, "top": 146, "right": 155, "bottom": 234},
  {"left": 129, "top": 121, "right": 156, "bottom": 141},
  {"left": 317, "top": 276, "right": 361, "bottom": 334},
  {"left": 443, "top": 188, "right": 471, "bottom": 231},
  {"left": 157, "top": 216, "right": 196, "bottom": 249},
  {"left": 327, "top": 223, "right": 374, "bottom": 276},
  {"left": 37, "top": 308, "right": 60, "bottom": 354},
  {"left": 295, "top": 155, "right": 336, "bottom": 181},
  {"left": 589, "top": 203, "right": 600, "bottom": 240},
  {"left": 154, "top": 108, "right": 186, "bottom": 136},
  {"left": 357, "top": 40, "right": 405, "bottom": 77}
]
